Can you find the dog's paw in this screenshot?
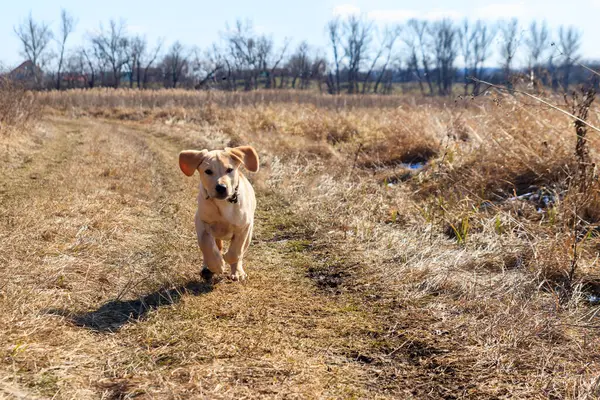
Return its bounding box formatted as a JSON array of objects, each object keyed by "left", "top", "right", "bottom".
[
  {"left": 230, "top": 271, "right": 248, "bottom": 282},
  {"left": 217, "top": 262, "right": 227, "bottom": 275},
  {"left": 201, "top": 267, "right": 214, "bottom": 282},
  {"left": 203, "top": 261, "right": 226, "bottom": 275}
]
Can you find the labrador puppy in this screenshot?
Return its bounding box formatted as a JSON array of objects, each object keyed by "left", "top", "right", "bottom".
[{"left": 179, "top": 146, "right": 259, "bottom": 281}]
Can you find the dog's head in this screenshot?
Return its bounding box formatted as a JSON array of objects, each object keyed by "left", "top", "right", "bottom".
[{"left": 179, "top": 146, "right": 259, "bottom": 200}]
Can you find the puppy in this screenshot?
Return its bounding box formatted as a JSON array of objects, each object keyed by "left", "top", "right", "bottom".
[{"left": 179, "top": 146, "right": 259, "bottom": 281}]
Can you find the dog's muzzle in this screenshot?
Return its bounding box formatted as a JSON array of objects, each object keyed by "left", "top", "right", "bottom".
[{"left": 215, "top": 184, "right": 228, "bottom": 199}]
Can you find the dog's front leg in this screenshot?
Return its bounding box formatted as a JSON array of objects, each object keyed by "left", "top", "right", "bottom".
[
  {"left": 196, "top": 218, "right": 226, "bottom": 277},
  {"left": 223, "top": 224, "right": 252, "bottom": 281}
]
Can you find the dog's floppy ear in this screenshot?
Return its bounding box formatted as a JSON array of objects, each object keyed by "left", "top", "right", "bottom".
[
  {"left": 179, "top": 149, "right": 208, "bottom": 176},
  {"left": 226, "top": 146, "right": 259, "bottom": 173}
]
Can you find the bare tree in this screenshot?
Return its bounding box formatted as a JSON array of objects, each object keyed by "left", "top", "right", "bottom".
[
  {"left": 90, "top": 20, "right": 130, "bottom": 88},
  {"left": 525, "top": 20, "right": 550, "bottom": 83},
  {"left": 224, "top": 20, "right": 289, "bottom": 90},
  {"left": 408, "top": 19, "right": 434, "bottom": 95},
  {"left": 311, "top": 54, "right": 328, "bottom": 92},
  {"left": 498, "top": 18, "right": 520, "bottom": 87},
  {"left": 288, "top": 42, "right": 311, "bottom": 89},
  {"left": 362, "top": 25, "right": 401, "bottom": 94},
  {"left": 254, "top": 35, "right": 272, "bottom": 89},
  {"left": 162, "top": 41, "right": 188, "bottom": 88},
  {"left": 63, "top": 50, "right": 86, "bottom": 88},
  {"left": 225, "top": 20, "right": 261, "bottom": 90},
  {"left": 140, "top": 39, "right": 163, "bottom": 89},
  {"left": 78, "top": 47, "right": 97, "bottom": 87},
  {"left": 14, "top": 12, "right": 54, "bottom": 87},
  {"left": 558, "top": 25, "right": 582, "bottom": 89},
  {"left": 458, "top": 19, "right": 475, "bottom": 95},
  {"left": 374, "top": 26, "right": 400, "bottom": 94},
  {"left": 125, "top": 35, "right": 146, "bottom": 88},
  {"left": 431, "top": 19, "right": 458, "bottom": 95},
  {"left": 327, "top": 18, "right": 343, "bottom": 94},
  {"left": 404, "top": 21, "right": 425, "bottom": 95},
  {"left": 55, "top": 9, "right": 76, "bottom": 90},
  {"left": 385, "top": 57, "right": 403, "bottom": 94},
  {"left": 471, "top": 20, "right": 496, "bottom": 94},
  {"left": 192, "top": 44, "right": 225, "bottom": 89},
  {"left": 361, "top": 26, "right": 385, "bottom": 94},
  {"left": 264, "top": 37, "right": 290, "bottom": 89},
  {"left": 123, "top": 36, "right": 163, "bottom": 89},
  {"left": 63, "top": 53, "right": 79, "bottom": 76},
  {"left": 222, "top": 23, "right": 245, "bottom": 91},
  {"left": 342, "top": 15, "right": 373, "bottom": 94}
]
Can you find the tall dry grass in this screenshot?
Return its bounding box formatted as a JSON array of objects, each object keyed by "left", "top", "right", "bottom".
[
  {"left": 37, "top": 87, "right": 453, "bottom": 110},
  {"left": 0, "top": 78, "right": 39, "bottom": 136},
  {"left": 6, "top": 87, "right": 600, "bottom": 397}
]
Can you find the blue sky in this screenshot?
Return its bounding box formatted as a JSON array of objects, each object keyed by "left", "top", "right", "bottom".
[{"left": 1, "top": 0, "right": 599, "bottom": 69}]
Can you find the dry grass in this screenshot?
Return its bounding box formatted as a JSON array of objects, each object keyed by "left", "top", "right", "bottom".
[
  {"left": 0, "top": 79, "right": 42, "bottom": 182},
  {"left": 37, "top": 87, "right": 454, "bottom": 111},
  {"left": 2, "top": 88, "right": 600, "bottom": 398},
  {"left": 0, "top": 78, "right": 39, "bottom": 136}
]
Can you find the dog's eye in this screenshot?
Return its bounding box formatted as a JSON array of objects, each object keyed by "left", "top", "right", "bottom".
[
  {"left": 205, "top": 169, "right": 213, "bottom": 175},
  {"left": 226, "top": 168, "right": 234, "bottom": 174}
]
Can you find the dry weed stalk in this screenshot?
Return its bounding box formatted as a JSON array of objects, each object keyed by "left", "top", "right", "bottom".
[
  {"left": 564, "top": 85, "right": 597, "bottom": 295},
  {"left": 569, "top": 85, "right": 596, "bottom": 191}
]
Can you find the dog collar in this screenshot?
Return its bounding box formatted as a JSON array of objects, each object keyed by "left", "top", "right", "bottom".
[{"left": 227, "top": 184, "right": 240, "bottom": 204}]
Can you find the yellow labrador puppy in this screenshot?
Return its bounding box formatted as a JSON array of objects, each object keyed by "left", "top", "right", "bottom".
[{"left": 179, "top": 146, "right": 259, "bottom": 281}]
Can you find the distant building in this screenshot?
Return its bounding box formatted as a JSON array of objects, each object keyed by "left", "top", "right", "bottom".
[
  {"left": 62, "top": 73, "right": 88, "bottom": 88},
  {"left": 8, "top": 61, "right": 43, "bottom": 86}
]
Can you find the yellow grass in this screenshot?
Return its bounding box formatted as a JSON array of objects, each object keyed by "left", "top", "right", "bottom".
[
  {"left": 2, "top": 88, "right": 600, "bottom": 398},
  {"left": 0, "top": 79, "right": 39, "bottom": 136}
]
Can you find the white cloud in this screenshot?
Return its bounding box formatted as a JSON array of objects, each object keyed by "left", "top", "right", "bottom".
[
  {"left": 368, "top": 8, "right": 462, "bottom": 23},
  {"left": 332, "top": 4, "right": 462, "bottom": 23},
  {"left": 425, "top": 9, "right": 462, "bottom": 20},
  {"left": 332, "top": 4, "right": 361, "bottom": 17},
  {"left": 367, "top": 9, "right": 418, "bottom": 22},
  {"left": 475, "top": 2, "right": 527, "bottom": 19}
]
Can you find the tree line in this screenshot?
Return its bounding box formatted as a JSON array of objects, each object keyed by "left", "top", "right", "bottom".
[{"left": 6, "top": 10, "right": 595, "bottom": 94}]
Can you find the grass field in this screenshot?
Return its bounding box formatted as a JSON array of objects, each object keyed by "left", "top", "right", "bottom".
[{"left": 2, "top": 87, "right": 600, "bottom": 398}]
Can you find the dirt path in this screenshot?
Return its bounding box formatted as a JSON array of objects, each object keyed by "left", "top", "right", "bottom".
[{"left": 0, "top": 117, "right": 415, "bottom": 399}]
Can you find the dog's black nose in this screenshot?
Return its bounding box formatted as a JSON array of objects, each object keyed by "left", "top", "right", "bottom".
[{"left": 215, "top": 184, "right": 227, "bottom": 195}]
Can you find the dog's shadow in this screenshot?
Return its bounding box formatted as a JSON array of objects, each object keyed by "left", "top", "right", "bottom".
[{"left": 46, "top": 280, "right": 212, "bottom": 333}]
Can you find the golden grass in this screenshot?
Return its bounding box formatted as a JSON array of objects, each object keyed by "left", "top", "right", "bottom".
[
  {"left": 0, "top": 79, "right": 39, "bottom": 136},
  {"left": 36, "top": 87, "right": 454, "bottom": 111},
  {"left": 2, "top": 88, "right": 600, "bottom": 398}
]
